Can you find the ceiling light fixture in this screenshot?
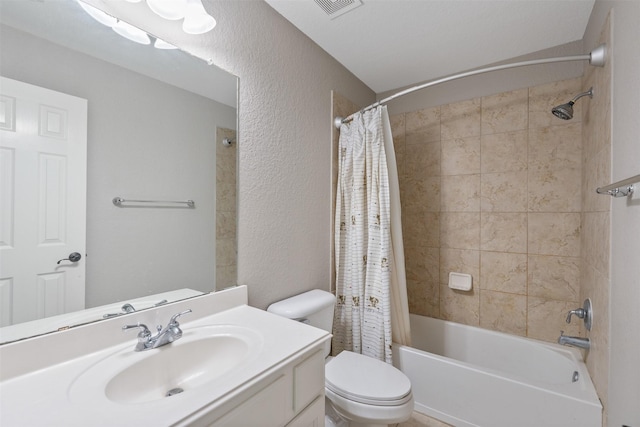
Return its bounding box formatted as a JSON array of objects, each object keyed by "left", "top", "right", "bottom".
[
  {"left": 183, "top": 0, "right": 217, "bottom": 34},
  {"left": 128, "top": 0, "right": 216, "bottom": 33},
  {"left": 153, "top": 38, "right": 178, "bottom": 49},
  {"left": 112, "top": 20, "right": 151, "bottom": 45},
  {"left": 146, "top": 0, "right": 188, "bottom": 20},
  {"left": 78, "top": 0, "right": 216, "bottom": 47}
]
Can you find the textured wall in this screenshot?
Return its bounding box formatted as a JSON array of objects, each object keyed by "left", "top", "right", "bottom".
[{"left": 392, "top": 77, "right": 586, "bottom": 343}]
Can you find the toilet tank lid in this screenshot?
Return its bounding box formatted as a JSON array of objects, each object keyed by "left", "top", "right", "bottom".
[{"left": 267, "top": 289, "right": 335, "bottom": 319}]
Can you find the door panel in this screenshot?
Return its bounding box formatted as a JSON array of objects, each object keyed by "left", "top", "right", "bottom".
[{"left": 0, "top": 76, "right": 87, "bottom": 326}]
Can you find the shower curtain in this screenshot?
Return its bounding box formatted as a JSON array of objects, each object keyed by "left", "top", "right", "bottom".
[{"left": 333, "top": 106, "right": 411, "bottom": 364}]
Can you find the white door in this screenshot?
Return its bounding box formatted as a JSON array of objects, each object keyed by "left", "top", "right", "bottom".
[{"left": 0, "top": 76, "right": 87, "bottom": 326}]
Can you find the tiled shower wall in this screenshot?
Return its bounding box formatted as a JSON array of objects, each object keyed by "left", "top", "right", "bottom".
[
  {"left": 580, "top": 12, "right": 612, "bottom": 416},
  {"left": 216, "top": 127, "right": 237, "bottom": 289},
  {"left": 391, "top": 77, "right": 586, "bottom": 343}
]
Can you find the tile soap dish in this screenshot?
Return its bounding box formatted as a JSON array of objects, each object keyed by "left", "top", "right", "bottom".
[{"left": 448, "top": 272, "right": 472, "bottom": 291}]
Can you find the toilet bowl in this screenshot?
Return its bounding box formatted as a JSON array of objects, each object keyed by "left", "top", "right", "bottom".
[
  {"left": 267, "top": 289, "right": 414, "bottom": 427},
  {"left": 325, "top": 351, "right": 413, "bottom": 427}
]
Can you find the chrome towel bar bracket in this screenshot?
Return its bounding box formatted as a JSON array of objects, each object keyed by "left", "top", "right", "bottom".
[{"left": 596, "top": 173, "right": 639, "bottom": 198}]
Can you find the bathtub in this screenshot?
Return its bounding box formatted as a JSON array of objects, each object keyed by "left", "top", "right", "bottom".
[{"left": 392, "top": 314, "right": 602, "bottom": 427}]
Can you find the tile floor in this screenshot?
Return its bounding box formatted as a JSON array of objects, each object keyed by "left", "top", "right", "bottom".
[{"left": 396, "top": 411, "right": 453, "bottom": 427}]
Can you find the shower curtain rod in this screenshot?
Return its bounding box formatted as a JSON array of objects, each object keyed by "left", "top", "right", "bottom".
[{"left": 334, "top": 44, "right": 606, "bottom": 129}]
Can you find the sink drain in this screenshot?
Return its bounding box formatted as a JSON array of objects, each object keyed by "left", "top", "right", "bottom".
[{"left": 166, "top": 387, "right": 184, "bottom": 397}]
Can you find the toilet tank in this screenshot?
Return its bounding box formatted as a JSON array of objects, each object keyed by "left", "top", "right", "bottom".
[{"left": 267, "top": 289, "right": 335, "bottom": 333}]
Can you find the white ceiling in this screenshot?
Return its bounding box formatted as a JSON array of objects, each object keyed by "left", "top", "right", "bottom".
[{"left": 265, "top": 0, "right": 596, "bottom": 93}]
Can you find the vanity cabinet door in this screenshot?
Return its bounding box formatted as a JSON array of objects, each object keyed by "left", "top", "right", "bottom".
[
  {"left": 286, "top": 396, "right": 324, "bottom": 427},
  {"left": 292, "top": 350, "right": 324, "bottom": 414},
  {"left": 211, "top": 374, "right": 290, "bottom": 426}
]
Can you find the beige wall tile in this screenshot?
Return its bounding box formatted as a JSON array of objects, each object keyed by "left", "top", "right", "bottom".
[
  {"left": 527, "top": 297, "right": 580, "bottom": 342},
  {"left": 406, "top": 106, "right": 441, "bottom": 144},
  {"left": 440, "top": 285, "right": 479, "bottom": 326},
  {"left": 440, "top": 212, "right": 480, "bottom": 250},
  {"left": 401, "top": 177, "right": 441, "bottom": 214},
  {"left": 390, "top": 113, "right": 406, "bottom": 178},
  {"left": 441, "top": 97, "right": 481, "bottom": 140},
  {"left": 528, "top": 213, "right": 581, "bottom": 256},
  {"left": 216, "top": 211, "right": 236, "bottom": 240},
  {"left": 216, "top": 180, "right": 237, "bottom": 213},
  {"left": 390, "top": 113, "right": 406, "bottom": 140},
  {"left": 528, "top": 167, "right": 582, "bottom": 212},
  {"left": 406, "top": 246, "right": 440, "bottom": 285},
  {"left": 528, "top": 255, "right": 580, "bottom": 301},
  {"left": 480, "top": 251, "right": 527, "bottom": 295},
  {"left": 582, "top": 144, "right": 611, "bottom": 213},
  {"left": 441, "top": 174, "right": 480, "bottom": 212},
  {"left": 441, "top": 136, "right": 481, "bottom": 175},
  {"left": 480, "top": 213, "right": 527, "bottom": 253},
  {"left": 216, "top": 265, "right": 237, "bottom": 289},
  {"left": 480, "top": 130, "right": 528, "bottom": 173},
  {"left": 582, "top": 211, "right": 610, "bottom": 277},
  {"left": 216, "top": 238, "right": 237, "bottom": 267},
  {"left": 480, "top": 290, "right": 527, "bottom": 336},
  {"left": 481, "top": 88, "right": 528, "bottom": 135},
  {"left": 403, "top": 212, "right": 440, "bottom": 249},
  {"left": 406, "top": 140, "right": 441, "bottom": 178},
  {"left": 528, "top": 123, "right": 582, "bottom": 172},
  {"left": 480, "top": 171, "right": 528, "bottom": 212},
  {"left": 407, "top": 279, "right": 439, "bottom": 317}
]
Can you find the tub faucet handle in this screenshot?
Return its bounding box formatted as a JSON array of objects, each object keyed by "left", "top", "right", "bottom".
[
  {"left": 565, "top": 299, "right": 593, "bottom": 331},
  {"left": 566, "top": 308, "right": 586, "bottom": 323}
]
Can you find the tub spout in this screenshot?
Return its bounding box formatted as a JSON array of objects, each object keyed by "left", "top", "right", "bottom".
[{"left": 558, "top": 331, "right": 590, "bottom": 350}]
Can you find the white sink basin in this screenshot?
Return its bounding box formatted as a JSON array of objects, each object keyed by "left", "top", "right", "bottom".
[{"left": 68, "top": 325, "right": 263, "bottom": 405}]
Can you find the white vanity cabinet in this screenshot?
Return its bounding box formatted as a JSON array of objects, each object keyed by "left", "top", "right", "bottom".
[
  {"left": 0, "top": 287, "right": 331, "bottom": 427},
  {"left": 191, "top": 345, "right": 326, "bottom": 427}
]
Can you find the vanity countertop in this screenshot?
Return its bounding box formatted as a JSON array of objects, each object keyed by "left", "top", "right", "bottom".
[{"left": 0, "top": 290, "right": 329, "bottom": 426}]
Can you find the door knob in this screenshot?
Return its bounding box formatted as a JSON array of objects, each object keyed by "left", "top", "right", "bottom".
[{"left": 57, "top": 252, "right": 82, "bottom": 264}]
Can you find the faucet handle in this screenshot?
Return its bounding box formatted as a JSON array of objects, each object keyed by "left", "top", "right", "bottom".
[
  {"left": 123, "top": 323, "right": 152, "bottom": 351},
  {"left": 168, "top": 309, "right": 192, "bottom": 326},
  {"left": 565, "top": 299, "right": 593, "bottom": 331},
  {"left": 122, "top": 323, "right": 151, "bottom": 338},
  {"left": 566, "top": 308, "right": 586, "bottom": 324}
]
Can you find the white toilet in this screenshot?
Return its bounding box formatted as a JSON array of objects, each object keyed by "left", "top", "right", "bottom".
[{"left": 267, "top": 289, "right": 414, "bottom": 427}]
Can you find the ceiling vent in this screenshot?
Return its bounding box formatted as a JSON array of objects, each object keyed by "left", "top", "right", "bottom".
[{"left": 313, "top": 0, "right": 363, "bottom": 19}]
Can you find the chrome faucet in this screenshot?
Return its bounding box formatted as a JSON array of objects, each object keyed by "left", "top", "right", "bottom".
[
  {"left": 558, "top": 331, "right": 590, "bottom": 350},
  {"left": 123, "top": 309, "right": 192, "bottom": 351}
]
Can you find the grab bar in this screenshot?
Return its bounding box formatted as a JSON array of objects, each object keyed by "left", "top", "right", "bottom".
[
  {"left": 112, "top": 197, "right": 195, "bottom": 208},
  {"left": 596, "top": 173, "right": 640, "bottom": 197}
]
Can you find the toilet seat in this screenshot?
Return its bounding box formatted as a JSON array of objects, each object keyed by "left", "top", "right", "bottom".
[{"left": 325, "top": 351, "right": 412, "bottom": 406}]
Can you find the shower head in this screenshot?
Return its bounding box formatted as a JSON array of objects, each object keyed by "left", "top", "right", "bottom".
[{"left": 551, "top": 87, "right": 593, "bottom": 120}]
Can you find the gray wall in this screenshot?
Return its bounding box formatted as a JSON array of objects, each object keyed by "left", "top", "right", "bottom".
[{"left": 0, "top": 24, "right": 236, "bottom": 306}]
